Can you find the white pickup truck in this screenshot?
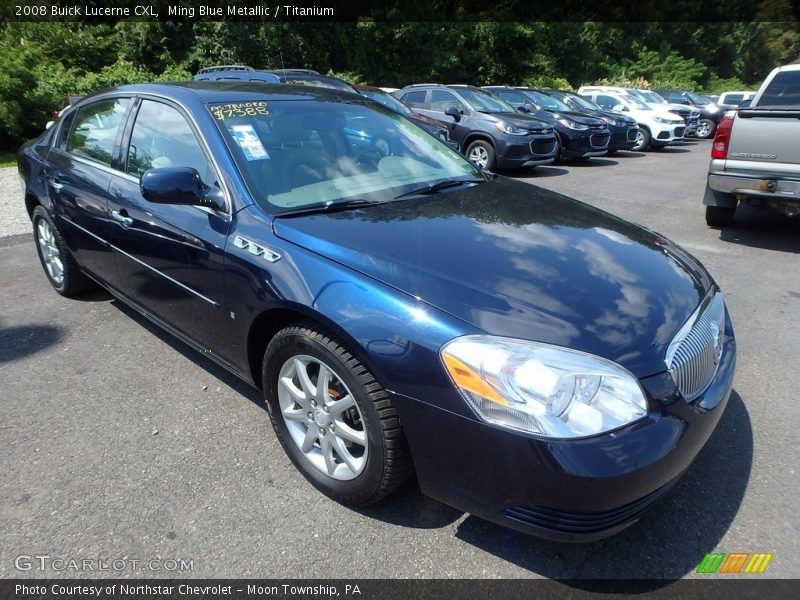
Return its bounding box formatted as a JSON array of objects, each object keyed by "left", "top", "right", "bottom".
[{"left": 703, "top": 64, "right": 800, "bottom": 226}]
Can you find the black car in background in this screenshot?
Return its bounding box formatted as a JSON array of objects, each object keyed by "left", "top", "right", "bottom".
[
  {"left": 656, "top": 90, "right": 725, "bottom": 139},
  {"left": 354, "top": 85, "right": 459, "bottom": 150},
  {"left": 542, "top": 90, "right": 640, "bottom": 154},
  {"left": 194, "top": 66, "right": 357, "bottom": 93},
  {"left": 394, "top": 84, "right": 557, "bottom": 170},
  {"left": 483, "top": 86, "right": 610, "bottom": 161}
]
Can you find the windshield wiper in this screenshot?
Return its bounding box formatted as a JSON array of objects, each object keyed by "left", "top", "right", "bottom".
[
  {"left": 393, "top": 178, "right": 487, "bottom": 200},
  {"left": 274, "top": 198, "right": 385, "bottom": 218}
]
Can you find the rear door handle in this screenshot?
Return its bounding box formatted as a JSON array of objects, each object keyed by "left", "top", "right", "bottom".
[
  {"left": 49, "top": 178, "right": 64, "bottom": 192},
  {"left": 111, "top": 209, "right": 133, "bottom": 228}
]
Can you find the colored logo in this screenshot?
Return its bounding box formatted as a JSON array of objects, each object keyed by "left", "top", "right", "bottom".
[{"left": 696, "top": 552, "right": 773, "bottom": 574}]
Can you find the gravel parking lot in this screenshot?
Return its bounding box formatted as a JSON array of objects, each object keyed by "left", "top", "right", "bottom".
[{"left": 2, "top": 141, "right": 799, "bottom": 582}]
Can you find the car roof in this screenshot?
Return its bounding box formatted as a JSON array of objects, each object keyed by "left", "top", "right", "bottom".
[{"left": 86, "top": 81, "right": 364, "bottom": 105}]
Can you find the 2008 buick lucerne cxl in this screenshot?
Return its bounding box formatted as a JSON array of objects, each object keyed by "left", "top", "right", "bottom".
[{"left": 18, "top": 82, "right": 736, "bottom": 541}]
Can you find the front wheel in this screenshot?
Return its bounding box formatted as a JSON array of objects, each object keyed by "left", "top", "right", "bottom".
[
  {"left": 632, "top": 128, "right": 651, "bottom": 151},
  {"left": 262, "top": 322, "right": 413, "bottom": 506},
  {"left": 696, "top": 118, "right": 716, "bottom": 139},
  {"left": 466, "top": 140, "right": 496, "bottom": 170}
]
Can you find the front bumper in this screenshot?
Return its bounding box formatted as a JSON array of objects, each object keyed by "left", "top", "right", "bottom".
[
  {"left": 392, "top": 313, "right": 736, "bottom": 542},
  {"left": 651, "top": 123, "right": 686, "bottom": 143},
  {"left": 608, "top": 125, "right": 639, "bottom": 151},
  {"left": 560, "top": 128, "right": 611, "bottom": 159},
  {"left": 496, "top": 134, "right": 557, "bottom": 168}
]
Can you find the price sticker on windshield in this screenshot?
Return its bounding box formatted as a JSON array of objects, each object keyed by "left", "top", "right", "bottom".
[{"left": 211, "top": 102, "right": 269, "bottom": 120}]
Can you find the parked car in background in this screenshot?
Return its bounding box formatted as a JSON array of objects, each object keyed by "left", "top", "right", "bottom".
[
  {"left": 194, "top": 65, "right": 356, "bottom": 93},
  {"left": 482, "top": 86, "right": 610, "bottom": 161},
  {"left": 717, "top": 91, "right": 756, "bottom": 107},
  {"left": 579, "top": 89, "right": 685, "bottom": 150},
  {"left": 394, "top": 84, "right": 557, "bottom": 170},
  {"left": 656, "top": 90, "right": 726, "bottom": 138},
  {"left": 354, "top": 85, "right": 458, "bottom": 150},
  {"left": 578, "top": 86, "right": 698, "bottom": 137},
  {"left": 541, "top": 90, "right": 640, "bottom": 154},
  {"left": 703, "top": 64, "right": 800, "bottom": 226},
  {"left": 18, "top": 81, "right": 736, "bottom": 542},
  {"left": 634, "top": 89, "right": 700, "bottom": 136}
]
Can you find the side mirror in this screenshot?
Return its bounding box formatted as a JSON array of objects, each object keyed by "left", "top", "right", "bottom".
[
  {"left": 517, "top": 105, "right": 530, "bottom": 113},
  {"left": 140, "top": 167, "right": 225, "bottom": 211},
  {"left": 681, "top": 99, "right": 691, "bottom": 105},
  {"left": 613, "top": 104, "right": 626, "bottom": 112},
  {"left": 445, "top": 106, "right": 461, "bottom": 122}
]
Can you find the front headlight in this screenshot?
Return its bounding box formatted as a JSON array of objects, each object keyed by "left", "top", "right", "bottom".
[
  {"left": 558, "top": 118, "right": 589, "bottom": 130},
  {"left": 495, "top": 121, "right": 529, "bottom": 135},
  {"left": 600, "top": 116, "right": 618, "bottom": 126},
  {"left": 441, "top": 335, "right": 648, "bottom": 438},
  {"left": 654, "top": 117, "right": 681, "bottom": 124}
]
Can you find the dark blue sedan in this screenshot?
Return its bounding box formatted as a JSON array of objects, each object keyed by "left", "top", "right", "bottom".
[{"left": 18, "top": 82, "right": 736, "bottom": 541}]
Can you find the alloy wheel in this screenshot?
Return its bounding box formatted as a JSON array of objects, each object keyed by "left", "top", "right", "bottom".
[
  {"left": 696, "top": 120, "right": 713, "bottom": 138},
  {"left": 277, "top": 354, "right": 368, "bottom": 481},
  {"left": 468, "top": 146, "right": 489, "bottom": 169},
  {"left": 37, "top": 220, "right": 64, "bottom": 285}
]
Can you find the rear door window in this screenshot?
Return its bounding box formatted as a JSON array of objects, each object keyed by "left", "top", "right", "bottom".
[
  {"left": 68, "top": 98, "right": 131, "bottom": 167},
  {"left": 401, "top": 90, "right": 427, "bottom": 108}
]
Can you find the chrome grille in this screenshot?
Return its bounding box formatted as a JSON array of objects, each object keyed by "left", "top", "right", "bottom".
[{"left": 666, "top": 291, "right": 726, "bottom": 401}]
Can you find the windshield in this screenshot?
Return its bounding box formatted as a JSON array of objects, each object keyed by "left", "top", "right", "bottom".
[
  {"left": 560, "top": 93, "right": 601, "bottom": 112},
  {"left": 456, "top": 88, "right": 515, "bottom": 113},
  {"left": 639, "top": 90, "right": 666, "bottom": 104},
  {"left": 211, "top": 99, "right": 479, "bottom": 213},
  {"left": 521, "top": 90, "right": 571, "bottom": 112},
  {"left": 621, "top": 95, "right": 652, "bottom": 110},
  {"left": 686, "top": 92, "right": 706, "bottom": 104},
  {"left": 359, "top": 89, "right": 412, "bottom": 116}
]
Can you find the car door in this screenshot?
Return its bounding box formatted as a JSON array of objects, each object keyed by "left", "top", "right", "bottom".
[
  {"left": 421, "top": 89, "right": 470, "bottom": 147},
  {"left": 106, "top": 97, "right": 232, "bottom": 354},
  {"left": 46, "top": 97, "right": 133, "bottom": 282}
]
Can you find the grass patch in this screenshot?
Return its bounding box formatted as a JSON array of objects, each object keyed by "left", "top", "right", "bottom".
[{"left": 0, "top": 151, "right": 18, "bottom": 168}]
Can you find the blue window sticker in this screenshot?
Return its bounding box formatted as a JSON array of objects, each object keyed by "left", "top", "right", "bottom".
[{"left": 231, "top": 124, "right": 270, "bottom": 161}]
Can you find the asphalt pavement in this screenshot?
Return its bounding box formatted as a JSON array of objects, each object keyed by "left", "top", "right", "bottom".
[{"left": 1, "top": 140, "right": 798, "bottom": 582}]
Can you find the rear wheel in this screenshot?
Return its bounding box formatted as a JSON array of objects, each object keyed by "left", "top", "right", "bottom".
[
  {"left": 262, "top": 322, "right": 413, "bottom": 506},
  {"left": 466, "top": 140, "right": 496, "bottom": 170},
  {"left": 32, "top": 206, "right": 94, "bottom": 297},
  {"left": 696, "top": 118, "right": 716, "bottom": 139},
  {"left": 705, "top": 205, "right": 736, "bottom": 227}
]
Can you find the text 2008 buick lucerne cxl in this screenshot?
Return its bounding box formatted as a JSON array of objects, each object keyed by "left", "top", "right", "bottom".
[{"left": 18, "top": 82, "right": 736, "bottom": 541}]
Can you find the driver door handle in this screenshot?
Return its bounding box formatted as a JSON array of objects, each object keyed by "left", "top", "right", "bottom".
[
  {"left": 111, "top": 209, "right": 133, "bottom": 228},
  {"left": 49, "top": 178, "right": 64, "bottom": 192}
]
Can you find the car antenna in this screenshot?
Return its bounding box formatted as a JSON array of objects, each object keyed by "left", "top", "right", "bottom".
[{"left": 279, "top": 49, "right": 286, "bottom": 72}]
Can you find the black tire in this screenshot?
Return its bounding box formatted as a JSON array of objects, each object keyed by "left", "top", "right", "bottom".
[
  {"left": 607, "top": 149, "right": 618, "bottom": 156},
  {"left": 262, "top": 322, "right": 413, "bottom": 506},
  {"left": 31, "top": 205, "right": 94, "bottom": 297},
  {"left": 696, "top": 118, "right": 716, "bottom": 140},
  {"left": 705, "top": 205, "right": 736, "bottom": 227},
  {"left": 632, "top": 127, "right": 651, "bottom": 151},
  {"left": 465, "top": 139, "right": 496, "bottom": 171},
  {"left": 553, "top": 133, "right": 565, "bottom": 162}
]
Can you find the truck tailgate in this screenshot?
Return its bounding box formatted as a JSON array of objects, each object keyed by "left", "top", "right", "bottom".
[{"left": 726, "top": 109, "right": 800, "bottom": 177}]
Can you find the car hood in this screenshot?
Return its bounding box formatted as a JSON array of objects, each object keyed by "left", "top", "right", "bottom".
[
  {"left": 478, "top": 111, "right": 552, "bottom": 129},
  {"left": 545, "top": 110, "right": 606, "bottom": 126},
  {"left": 272, "top": 177, "right": 712, "bottom": 377}
]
